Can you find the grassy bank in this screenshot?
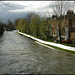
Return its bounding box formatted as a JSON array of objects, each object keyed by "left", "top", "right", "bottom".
[
  {"left": 17, "top": 31, "right": 74, "bottom": 47},
  {"left": 17, "top": 31, "right": 75, "bottom": 54},
  {"left": 37, "top": 41, "right": 75, "bottom": 54}
]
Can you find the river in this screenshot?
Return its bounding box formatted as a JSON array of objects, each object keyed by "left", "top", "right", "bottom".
[{"left": 0, "top": 30, "right": 75, "bottom": 74}]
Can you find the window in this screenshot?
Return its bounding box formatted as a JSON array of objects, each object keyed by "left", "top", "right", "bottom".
[{"left": 72, "top": 22, "right": 75, "bottom": 28}]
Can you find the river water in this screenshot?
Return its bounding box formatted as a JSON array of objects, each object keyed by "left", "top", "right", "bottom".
[{"left": 0, "top": 30, "right": 75, "bottom": 74}]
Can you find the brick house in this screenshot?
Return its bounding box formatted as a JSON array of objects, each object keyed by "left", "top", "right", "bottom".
[
  {"left": 50, "top": 16, "right": 69, "bottom": 39},
  {"left": 67, "top": 10, "right": 75, "bottom": 45},
  {"left": 50, "top": 10, "right": 75, "bottom": 45}
]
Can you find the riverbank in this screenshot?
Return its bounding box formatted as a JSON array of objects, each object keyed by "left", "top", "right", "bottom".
[{"left": 17, "top": 31, "right": 75, "bottom": 53}]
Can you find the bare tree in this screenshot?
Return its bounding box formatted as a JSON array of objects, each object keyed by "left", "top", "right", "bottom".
[
  {"left": 51, "top": 1, "right": 71, "bottom": 17},
  {"left": 0, "top": 1, "right": 10, "bottom": 9},
  {"left": 0, "top": 1, "right": 12, "bottom": 34},
  {"left": 51, "top": 1, "right": 71, "bottom": 43}
]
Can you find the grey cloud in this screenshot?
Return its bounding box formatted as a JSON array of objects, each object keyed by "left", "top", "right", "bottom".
[
  {"left": 1, "top": 11, "right": 28, "bottom": 23},
  {"left": 0, "top": 1, "right": 75, "bottom": 24},
  {"left": 38, "top": 2, "right": 53, "bottom": 11},
  {"left": 0, "top": 1, "right": 29, "bottom": 12}
]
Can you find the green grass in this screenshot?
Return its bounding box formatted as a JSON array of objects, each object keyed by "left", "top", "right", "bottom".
[
  {"left": 37, "top": 42, "right": 75, "bottom": 54},
  {"left": 49, "top": 45, "right": 75, "bottom": 54},
  {"left": 43, "top": 39, "right": 54, "bottom": 42},
  {"left": 47, "top": 39, "right": 54, "bottom": 42},
  {"left": 16, "top": 32, "right": 18, "bottom": 33},
  {"left": 39, "top": 37, "right": 74, "bottom": 47},
  {"left": 62, "top": 43, "right": 75, "bottom": 47}
]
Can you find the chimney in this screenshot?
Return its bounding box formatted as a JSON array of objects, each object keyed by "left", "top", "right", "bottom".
[
  {"left": 52, "top": 15, "right": 57, "bottom": 19},
  {"left": 67, "top": 10, "right": 74, "bottom": 19}
]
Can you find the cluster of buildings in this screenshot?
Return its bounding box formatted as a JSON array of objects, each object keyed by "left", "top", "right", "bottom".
[{"left": 48, "top": 10, "right": 75, "bottom": 45}]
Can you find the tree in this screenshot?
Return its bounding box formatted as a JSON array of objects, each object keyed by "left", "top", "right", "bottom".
[
  {"left": 26, "top": 12, "right": 36, "bottom": 34},
  {"left": 16, "top": 18, "right": 28, "bottom": 33},
  {"left": 0, "top": 1, "right": 13, "bottom": 33},
  {"left": 39, "top": 18, "right": 47, "bottom": 40},
  {"left": 14, "top": 19, "right": 20, "bottom": 30},
  {"left": 0, "top": 1, "right": 10, "bottom": 34},
  {"left": 51, "top": 1, "right": 71, "bottom": 43},
  {"left": 0, "top": 21, "right": 5, "bottom": 34},
  {"left": 7, "top": 19, "right": 14, "bottom": 31},
  {"left": 47, "top": 18, "right": 53, "bottom": 39},
  {"left": 30, "top": 14, "right": 40, "bottom": 38}
]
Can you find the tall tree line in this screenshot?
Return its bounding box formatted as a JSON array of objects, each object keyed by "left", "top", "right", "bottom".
[{"left": 15, "top": 13, "right": 51, "bottom": 40}]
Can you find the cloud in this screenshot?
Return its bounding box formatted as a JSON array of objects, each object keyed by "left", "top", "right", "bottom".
[
  {"left": 0, "top": 1, "right": 75, "bottom": 23},
  {"left": 0, "top": 1, "right": 53, "bottom": 23},
  {"left": 7, "top": 1, "right": 53, "bottom": 13}
]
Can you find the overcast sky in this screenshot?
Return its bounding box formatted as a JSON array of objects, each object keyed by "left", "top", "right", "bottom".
[{"left": 0, "top": 1, "right": 75, "bottom": 23}]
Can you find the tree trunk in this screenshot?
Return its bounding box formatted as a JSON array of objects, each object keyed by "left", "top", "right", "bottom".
[
  {"left": 37, "top": 32, "right": 38, "bottom": 38},
  {"left": 59, "top": 20, "right": 62, "bottom": 44}
]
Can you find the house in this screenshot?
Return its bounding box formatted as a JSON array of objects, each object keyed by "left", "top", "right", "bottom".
[
  {"left": 67, "top": 10, "right": 75, "bottom": 45},
  {"left": 50, "top": 10, "right": 75, "bottom": 45}
]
